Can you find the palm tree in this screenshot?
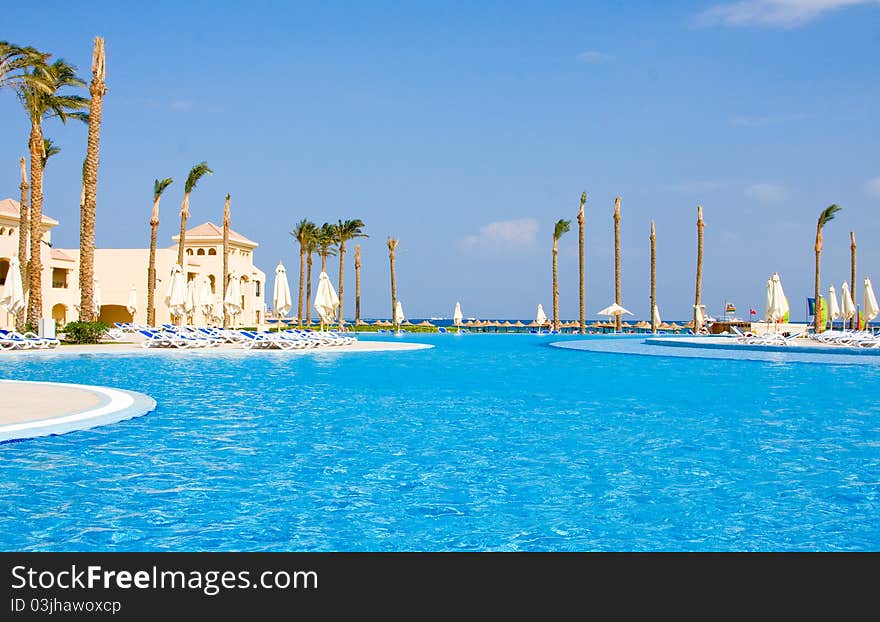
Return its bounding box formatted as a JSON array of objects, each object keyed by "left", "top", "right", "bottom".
[
  {"left": 354, "top": 244, "right": 362, "bottom": 324},
  {"left": 305, "top": 228, "right": 318, "bottom": 325},
  {"left": 16, "top": 156, "right": 28, "bottom": 331},
  {"left": 813, "top": 204, "right": 842, "bottom": 332},
  {"left": 387, "top": 237, "right": 399, "bottom": 325},
  {"left": 333, "top": 219, "right": 367, "bottom": 329},
  {"left": 552, "top": 219, "right": 571, "bottom": 329},
  {"left": 613, "top": 196, "right": 622, "bottom": 332},
  {"left": 850, "top": 231, "right": 857, "bottom": 330},
  {"left": 291, "top": 219, "right": 315, "bottom": 327},
  {"left": 316, "top": 223, "right": 337, "bottom": 273},
  {"left": 17, "top": 57, "right": 88, "bottom": 328},
  {"left": 0, "top": 42, "right": 46, "bottom": 91},
  {"left": 78, "top": 37, "right": 107, "bottom": 322},
  {"left": 222, "top": 194, "right": 231, "bottom": 328},
  {"left": 650, "top": 221, "right": 657, "bottom": 332},
  {"left": 147, "top": 177, "right": 173, "bottom": 327},
  {"left": 694, "top": 206, "right": 704, "bottom": 332},
  {"left": 40, "top": 137, "right": 60, "bottom": 167},
  {"left": 176, "top": 162, "right": 213, "bottom": 266},
  {"left": 577, "top": 191, "right": 587, "bottom": 334}
]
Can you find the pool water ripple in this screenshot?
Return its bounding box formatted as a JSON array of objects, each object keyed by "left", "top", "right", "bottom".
[{"left": 1, "top": 334, "right": 879, "bottom": 551}]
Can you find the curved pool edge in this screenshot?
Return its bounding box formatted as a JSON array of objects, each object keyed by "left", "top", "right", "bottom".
[{"left": 0, "top": 380, "right": 156, "bottom": 443}]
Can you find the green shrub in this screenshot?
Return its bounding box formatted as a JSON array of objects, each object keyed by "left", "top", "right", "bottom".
[{"left": 61, "top": 321, "right": 110, "bottom": 344}]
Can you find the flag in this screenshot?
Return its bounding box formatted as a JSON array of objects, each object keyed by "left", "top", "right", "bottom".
[
  {"left": 749, "top": 309, "right": 757, "bottom": 315},
  {"left": 725, "top": 303, "right": 736, "bottom": 313}
]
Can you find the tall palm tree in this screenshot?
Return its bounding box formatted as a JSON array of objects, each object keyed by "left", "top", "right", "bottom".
[
  {"left": 552, "top": 219, "right": 571, "bottom": 329},
  {"left": 305, "top": 228, "right": 318, "bottom": 325},
  {"left": 147, "top": 177, "right": 173, "bottom": 327},
  {"left": 387, "top": 237, "right": 399, "bottom": 325},
  {"left": 16, "top": 156, "right": 28, "bottom": 331},
  {"left": 316, "top": 223, "right": 337, "bottom": 273},
  {"left": 577, "top": 191, "right": 587, "bottom": 334},
  {"left": 354, "top": 244, "right": 362, "bottom": 324},
  {"left": 850, "top": 231, "right": 857, "bottom": 330},
  {"left": 78, "top": 37, "right": 107, "bottom": 322},
  {"left": 176, "top": 162, "right": 213, "bottom": 266},
  {"left": 694, "top": 206, "right": 704, "bottom": 332},
  {"left": 222, "top": 194, "right": 231, "bottom": 328},
  {"left": 291, "top": 219, "right": 315, "bottom": 327},
  {"left": 17, "top": 58, "right": 88, "bottom": 328},
  {"left": 0, "top": 42, "right": 46, "bottom": 91},
  {"left": 650, "top": 221, "right": 657, "bottom": 332},
  {"left": 813, "top": 204, "right": 842, "bottom": 332},
  {"left": 613, "top": 196, "right": 622, "bottom": 332},
  {"left": 333, "top": 219, "right": 367, "bottom": 329}
]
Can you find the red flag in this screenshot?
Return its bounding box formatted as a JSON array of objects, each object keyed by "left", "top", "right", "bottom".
[{"left": 750, "top": 309, "right": 757, "bottom": 315}]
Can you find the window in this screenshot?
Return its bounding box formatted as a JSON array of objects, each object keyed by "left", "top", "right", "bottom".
[
  {"left": 186, "top": 248, "right": 194, "bottom": 256},
  {"left": 197, "top": 248, "right": 205, "bottom": 256},
  {"left": 0, "top": 259, "right": 8, "bottom": 286},
  {"left": 208, "top": 274, "right": 216, "bottom": 294},
  {"left": 255, "top": 281, "right": 261, "bottom": 296},
  {"left": 0, "top": 228, "right": 5, "bottom": 235},
  {"left": 52, "top": 268, "right": 68, "bottom": 289},
  {"left": 208, "top": 248, "right": 217, "bottom": 256}
]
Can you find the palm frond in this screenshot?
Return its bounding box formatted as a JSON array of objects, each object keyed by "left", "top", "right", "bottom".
[
  {"left": 184, "top": 161, "right": 213, "bottom": 193},
  {"left": 817, "top": 204, "right": 841, "bottom": 229},
  {"left": 553, "top": 219, "right": 571, "bottom": 240},
  {"left": 291, "top": 219, "right": 316, "bottom": 244},
  {"left": 40, "top": 137, "right": 60, "bottom": 168},
  {"left": 153, "top": 177, "right": 173, "bottom": 200}
]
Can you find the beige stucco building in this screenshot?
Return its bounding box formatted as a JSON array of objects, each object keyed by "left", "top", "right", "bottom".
[{"left": 0, "top": 198, "right": 266, "bottom": 330}]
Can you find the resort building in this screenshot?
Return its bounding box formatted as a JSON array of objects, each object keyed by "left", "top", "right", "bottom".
[{"left": 0, "top": 198, "right": 266, "bottom": 329}]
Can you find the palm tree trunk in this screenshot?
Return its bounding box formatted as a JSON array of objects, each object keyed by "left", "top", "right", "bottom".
[
  {"left": 297, "top": 245, "right": 305, "bottom": 327},
  {"left": 694, "top": 206, "right": 704, "bottom": 332},
  {"left": 17, "top": 156, "right": 29, "bottom": 331},
  {"left": 355, "top": 244, "right": 361, "bottom": 324},
  {"left": 79, "top": 37, "right": 106, "bottom": 324},
  {"left": 850, "top": 231, "right": 856, "bottom": 330},
  {"left": 176, "top": 193, "right": 190, "bottom": 267},
  {"left": 650, "top": 221, "right": 656, "bottom": 332},
  {"left": 338, "top": 241, "right": 346, "bottom": 329},
  {"left": 552, "top": 238, "right": 559, "bottom": 328},
  {"left": 321, "top": 252, "right": 327, "bottom": 274},
  {"left": 389, "top": 250, "right": 397, "bottom": 325},
  {"left": 222, "top": 195, "right": 230, "bottom": 329},
  {"left": 613, "top": 197, "right": 621, "bottom": 332},
  {"left": 26, "top": 122, "right": 44, "bottom": 330},
  {"left": 578, "top": 193, "right": 586, "bottom": 334},
  {"left": 147, "top": 217, "right": 158, "bottom": 327},
  {"left": 814, "top": 231, "right": 822, "bottom": 333},
  {"left": 306, "top": 253, "right": 313, "bottom": 325}
]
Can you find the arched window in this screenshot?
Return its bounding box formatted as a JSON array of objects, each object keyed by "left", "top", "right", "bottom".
[
  {"left": 208, "top": 248, "right": 217, "bottom": 256},
  {"left": 0, "top": 258, "right": 9, "bottom": 286},
  {"left": 197, "top": 248, "right": 205, "bottom": 256},
  {"left": 208, "top": 274, "right": 216, "bottom": 293},
  {"left": 186, "top": 248, "right": 194, "bottom": 256},
  {"left": 0, "top": 227, "right": 5, "bottom": 235},
  {"left": 8, "top": 228, "right": 14, "bottom": 236},
  {"left": 255, "top": 281, "right": 261, "bottom": 297}
]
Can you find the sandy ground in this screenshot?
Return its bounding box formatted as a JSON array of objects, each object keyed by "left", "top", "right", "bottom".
[{"left": 1, "top": 381, "right": 104, "bottom": 425}]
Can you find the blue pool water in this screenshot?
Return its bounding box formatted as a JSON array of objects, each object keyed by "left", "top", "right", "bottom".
[{"left": 1, "top": 334, "right": 879, "bottom": 551}]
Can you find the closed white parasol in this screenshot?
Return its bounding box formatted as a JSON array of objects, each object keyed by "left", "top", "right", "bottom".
[
  {"left": 864, "top": 277, "right": 879, "bottom": 323},
  {"left": 164, "top": 264, "right": 187, "bottom": 319},
  {"left": 0, "top": 257, "right": 25, "bottom": 316},
  {"left": 313, "top": 271, "right": 339, "bottom": 326}
]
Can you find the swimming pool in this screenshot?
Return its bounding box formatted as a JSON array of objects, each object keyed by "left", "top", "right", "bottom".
[{"left": 1, "top": 334, "right": 878, "bottom": 551}]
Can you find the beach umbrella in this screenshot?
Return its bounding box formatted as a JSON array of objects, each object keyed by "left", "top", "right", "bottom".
[
  {"left": 596, "top": 303, "right": 633, "bottom": 332},
  {"left": 273, "top": 262, "right": 293, "bottom": 332},
  {"left": 840, "top": 281, "right": 855, "bottom": 325},
  {"left": 764, "top": 278, "right": 773, "bottom": 322},
  {"left": 828, "top": 284, "right": 841, "bottom": 329},
  {"left": 394, "top": 300, "right": 405, "bottom": 326},
  {"left": 652, "top": 304, "right": 661, "bottom": 331},
  {"left": 767, "top": 273, "right": 789, "bottom": 325},
  {"left": 864, "top": 277, "right": 879, "bottom": 323},
  {"left": 0, "top": 257, "right": 25, "bottom": 316},
  {"left": 198, "top": 278, "right": 213, "bottom": 321},
  {"left": 535, "top": 304, "right": 548, "bottom": 325},
  {"left": 224, "top": 271, "right": 242, "bottom": 320},
  {"left": 693, "top": 304, "right": 705, "bottom": 332},
  {"left": 184, "top": 279, "right": 196, "bottom": 318},
  {"left": 164, "top": 264, "right": 187, "bottom": 319},
  {"left": 453, "top": 301, "right": 463, "bottom": 327},
  {"left": 314, "top": 271, "right": 339, "bottom": 326},
  {"left": 126, "top": 285, "right": 137, "bottom": 317}
]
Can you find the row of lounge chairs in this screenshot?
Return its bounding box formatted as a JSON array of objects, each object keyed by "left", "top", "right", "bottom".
[
  {"left": 809, "top": 329, "right": 880, "bottom": 349},
  {"left": 136, "top": 325, "right": 356, "bottom": 350},
  {"left": 0, "top": 329, "right": 60, "bottom": 350}
]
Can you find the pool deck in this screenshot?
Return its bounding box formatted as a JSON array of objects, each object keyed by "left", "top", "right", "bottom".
[{"left": 0, "top": 380, "right": 156, "bottom": 443}]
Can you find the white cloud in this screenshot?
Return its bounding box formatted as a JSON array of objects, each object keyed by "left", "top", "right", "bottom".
[
  {"left": 576, "top": 51, "right": 614, "bottom": 64},
  {"left": 462, "top": 219, "right": 539, "bottom": 251},
  {"left": 865, "top": 177, "right": 880, "bottom": 198},
  {"left": 698, "top": 0, "right": 879, "bottom": 28},
  {"left": 745, "top": 183, "right": 789, "bottom": 203}
]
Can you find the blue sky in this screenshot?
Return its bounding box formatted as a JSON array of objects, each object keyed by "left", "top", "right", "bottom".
[{"left": 1, "top": 0, "right": 878, "bottom": 320}]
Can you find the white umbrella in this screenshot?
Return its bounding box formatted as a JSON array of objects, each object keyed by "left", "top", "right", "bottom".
[
  {"left": 198, "top": 278, "right": 214, "bottom": 322},
  {"left": 864, "top": 277, "right": 879, "bottom": 323},
  {"left": 694, "top": 304, "right": 705, "bottom": 331},
  {"left": 273, "top": 262, "right": 293, "bottom": 329},
  {"left": 126, "top": 285, "right": 137, "bottom": 316},
  {"left": 224, "top": 272, "right": 242, "bottom": 319},
  {"left": 840, "top": 281, "right": 855, "bottom": 323},
  {"left": 765, "top": 278, "right": 773, "bottom": 322},
  {"left": 535, "top": 304, "right": 548, "bottom": 325},
  {"left": 0, "top": 257, "right": 25, "bottom": 315},
  {"left": 652, "top": 304, "right": 661, "bottom": 331},
  {"left": 93, "top": 279, "right": 102, "bottom": 316},
  {"left": 164, "top": 264, "right": 187, "bottom": 319},
  {"left": 185, "top": 279, "right": 197, "bottom": 319},
  {"left": 768, "top": 272, "right": 789, "bottom": 323},
  {"left": 828, "top": 284, "right": 841, "bottom": 326},
  {"left": 596, "top": 303, "right": 632, "bottom": 317},
  {"left": 453, "top": 301, "right": 463, "bottom": 327},
  {"left": 313, "top": 271, "right": 339, "bottom": 325},
  {"left": 394, "top": 299, "right": 405, "bottom": 326}
]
